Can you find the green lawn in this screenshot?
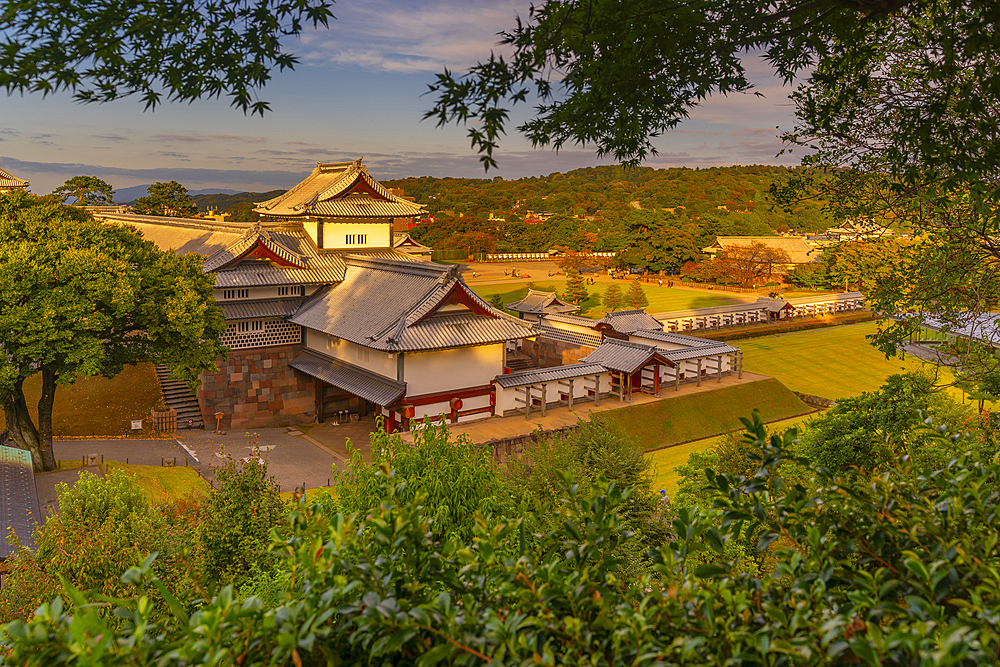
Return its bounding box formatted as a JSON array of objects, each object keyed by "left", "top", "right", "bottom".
[
  {"left": 471, "top": 280, "right": 748, "bottom": 318},
  {"left": 739, "top": 321, "right": 954, "bottom": 401},
  {"left": 103, "top": 461, "right": 208, "bottom": 505},
  {"left": 595, "top": 378, "right": 810, "bottom": 452},
  {"left": 0, "top": 364, "right": 162, "bottom": 438},
  {"left": 647, "top": 413, "right": 818, "bottom": 496}
]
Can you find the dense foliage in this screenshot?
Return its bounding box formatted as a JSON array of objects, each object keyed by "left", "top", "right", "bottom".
[
  {"left": 51, "top": 176, "right": 115, "bottom": 206},
  {"left": 0, "top": 0, "right": 335, "bottom": 115},
  {"left": 0, "top": 192, "right": 226, "bottom": 470},
  {"left": 6, "top": 411, "right": 1000, "bottom": 665}
]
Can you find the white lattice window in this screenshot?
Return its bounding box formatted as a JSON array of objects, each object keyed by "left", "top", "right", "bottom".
[
  {"left": 345, "top": 234, "right": 367, "bottom": 245},
  {"left": 223, "top": 289, "right": 249, "bottom": 299},
  {"left": 277, "top": 286, "right": 290, "bottom": 296},
  {"left": 221, "top": 319, "right": 301, "bottom": 349}
]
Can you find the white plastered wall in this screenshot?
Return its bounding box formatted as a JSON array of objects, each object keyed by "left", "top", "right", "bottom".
[
  {"left": 303, "top": 328, "right": 398, "bottom": 378},
  {"left": 494, "top": 373, "right": 611, "bottom": 414},
  {"left": 322, "top": 221, "right": 391, "bottom": 249},
  {"left": 403, "top": 345, "right": 503, "bottom": 423}
]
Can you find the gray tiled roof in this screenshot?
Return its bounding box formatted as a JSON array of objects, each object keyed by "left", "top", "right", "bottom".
[
  {"left": 494, "top": 363, "right": 608, "bottom": 388},
  {"left": 664, "top": 344, "right": 739, "bottom": 361},
  {"left": 211, "top": 248, "right": 416, "bottom": 287},
  {"left": 203, "top": 225, "right": 308, "bottom": 272},
  {"left": 580, "top": 339, "right": 673, "bottom": 373},
  {"left": 910, "top": 312, "right": 1000, "bottom": 346},
  {"left": 312, "top": 197, "right": 424, "bottom": 218},
  {"left": 289, "top": 350, "right": 405, "bottom": 406},
  {"left": 255, "top": 160, "right": 425, "bottom": 219},
  {"left": 597, "top": 309, "right": 663, "bottom": 334},
  {"left": 100, "top": 213, "right": 245, "bottom": 257},
  {"left": 542, "top": 313, "right": 601, "bottom": 328},
  {"left": 535, "top": 323, "right": 603, "bottom": 348},
  {"left": 219, "top": 298, "right": 305, "bottom": 320},
  {"left": 0, "top": 446, "right": 40, "bottom": 558},
  {"left": 393, "top": 232, "right": 432, "bottom": 253},
  {"left": 290, "top": 256, "right": 536, "bottom": 351},
  {"left": 505, "top": 289, "right": 579, "bottom": 315},
  {"left": 630, "top": 329, "right": 712, "bottom": 347}
]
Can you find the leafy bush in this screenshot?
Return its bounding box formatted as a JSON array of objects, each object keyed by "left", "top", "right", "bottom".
[
  {"left": 333, "top": 421, "right": 512, "bottom": 543},
  {"left": 802, "top": 371, "right": 972, "bottom": 472},
  {"left": 0, "top": 470, "right": 198, "bottom": 622},
  {"left": 9, "top": 414, "right": 1000, "bottom": 665},
  {"left": 198, "top": 455, "right": 284, "bottom": 590},
  {"left": 503, "top": 419, "right": 670, "bottom": 576}
]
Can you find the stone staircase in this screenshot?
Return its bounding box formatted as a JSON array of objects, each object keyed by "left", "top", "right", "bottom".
[
  {"left": 505, "top": 355, "right": 537, "bottom": 372},
  {"left": 155, "top": 366, "right": 205, "bottom": 429}
]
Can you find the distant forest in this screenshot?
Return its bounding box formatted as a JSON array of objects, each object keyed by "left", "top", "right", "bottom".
[{"left": 191, "top": 165, "right": 834, "bottom": 271}]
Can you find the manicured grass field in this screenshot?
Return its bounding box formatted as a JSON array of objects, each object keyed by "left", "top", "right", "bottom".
[
  {"left": 0, "top": 364, "right": 162, "bottom": 438},
  {"left": 102, "top": 461, "right": 207, "bottom": 505},
  {"left": 646, "top": 413, "right": 818, "bottom": 496},
  {"left": 471, "top": 280, "right": 748, "bottom": 318},
  {"left": 595, "top": 378, "right": 810, "bottom": 452},
  {"left": 739, "top": 321, "right": 946, "bottom": 401}
]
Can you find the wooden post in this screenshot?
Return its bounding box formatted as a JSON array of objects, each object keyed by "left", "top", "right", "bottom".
[
  {"left": 568, "top": 378, "right": 575, "bottom": 410},
  {"left": 315, "top": 378, "right": 324, "bottom": 423},
  {"left": 717, "top": 354, "right": 723, "bottom": 383},
  {"left": 654, "top": 362, "right": 660, "bottom": 396},
  {"left": 593, "top": 375, "right": 600, "bottom": 407},
  {"left": 540, "top": 383, "right": 547, "bottom": 417},
  {"left": 675, "top": 365, "right": 681, "bottom": 391},
  {"left": 524, "top": 386, "right": 531, "bottom": 420},
  {"left": 738, "top": 351, "right": 743, "bottom": 379},
  {"left": 697, "top": 358, "right": 702, "bottom": 387}
]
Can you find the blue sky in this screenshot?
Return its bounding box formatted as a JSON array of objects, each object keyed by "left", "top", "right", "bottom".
[{"left": 0, "top": 0, "right": 804, "bottom": 195}]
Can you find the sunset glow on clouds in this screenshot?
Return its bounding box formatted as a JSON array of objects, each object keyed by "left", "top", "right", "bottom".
[{"left": 0, "top": 0, "right": 803, "bottom": 195}]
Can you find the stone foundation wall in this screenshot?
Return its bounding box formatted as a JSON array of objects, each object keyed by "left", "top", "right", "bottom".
[
  {"left": 199, "top": 344, "right": 315, "bottom": 429},
  {"left": 535, "top": 338, "right": 597, "bottom": 368}
]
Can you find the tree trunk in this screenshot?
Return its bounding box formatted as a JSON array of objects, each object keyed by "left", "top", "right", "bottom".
[
  {"left": 2, "top": 375, "right": 55, "bottom": 472},
  {"left": 37, "top": 367, "right": 59, "bottom": 471}
]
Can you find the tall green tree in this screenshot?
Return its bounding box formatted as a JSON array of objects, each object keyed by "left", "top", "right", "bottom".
[
  {"left": 0, "top": 0, "right": 335, "bottom": 115},
  {"left": 132, "top": 181, "right": 197, "bottom": 217},
  {"left": 624, "top": 280, "right": 649, "bottom": 310},
  {"left": 563, "top": 268, "right": 588, "bottom": 304},
  {"left": 52, "top": 176, "right": 115, "bottom": 206},
  {"left": 602, "top": 284, "right": 623, "bottom": 311},
  {"left": 0, "top": 193, "right": 226, "bottom": 470}
]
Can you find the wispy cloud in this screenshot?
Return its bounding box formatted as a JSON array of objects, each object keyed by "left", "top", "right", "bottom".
[
  {"left": 153, "top": 133, "right": 268, "bottom": 143},
  {"left": 93, "top": 134, "right": 128, "bottom": 142},
  {"left": 301, "top": 0, "right": 524, "bottom": 73}
]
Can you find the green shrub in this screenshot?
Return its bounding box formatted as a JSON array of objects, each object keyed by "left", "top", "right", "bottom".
[
  {"left": 10, "top": 417, "right": 1000, "bottom": 665},
  {"left": 333, "top": 421, "right": 511, "bottom": 543},
  {"left": 198, "top": 456, "right": 284, "bottom": 590},
  {"left": 802, "top": 371, "right": 972, "bottom": 472},
  {"left": 0, "top": 470, "right": 199, "bottom": 622}
]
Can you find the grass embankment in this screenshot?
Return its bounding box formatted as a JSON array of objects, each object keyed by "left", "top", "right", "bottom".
[
  {"left": 472, "top": 281, "right": 747, "bottom": 318},
  {"left": 0, "top": 364, "right": 162, "bottom": 438},
  {"left": 647, "top": 413, "right": 818, "bottom": 496},
  {"left": 596, "top": 378, "right": 810, "bottom": 452},
  {"left": 103, "top": 461, "right": 207, "bottom": 504}
]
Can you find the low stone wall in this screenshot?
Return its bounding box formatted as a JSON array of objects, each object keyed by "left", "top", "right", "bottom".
[
  {"left": 534, "top": 337, "right": 597, "bottom": 368},
  {"left": 199, "top": 344, "right": 316, "bottom": 429},
  {"left": 794, "top": 391, "right": 838, "bottom": 408},
  {"left": 478, "top": 423, "right": 583, "bottom": 463}
]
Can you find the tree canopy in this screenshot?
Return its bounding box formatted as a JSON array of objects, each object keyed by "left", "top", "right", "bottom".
[
  {"left": 0, "top": 0, "right": 335, "bottom": 115},
  {"left": 427, "top": 0, "right": 997, "bottom": 170},
  {"left": 0, "top": 193, "right": 226, "bottom": 470},
  {"left": 52, "top": 176, "right": 115, "bottom": 206},
  {"left": 132, "top": 181, "right": 198, "bottom": 217}
]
